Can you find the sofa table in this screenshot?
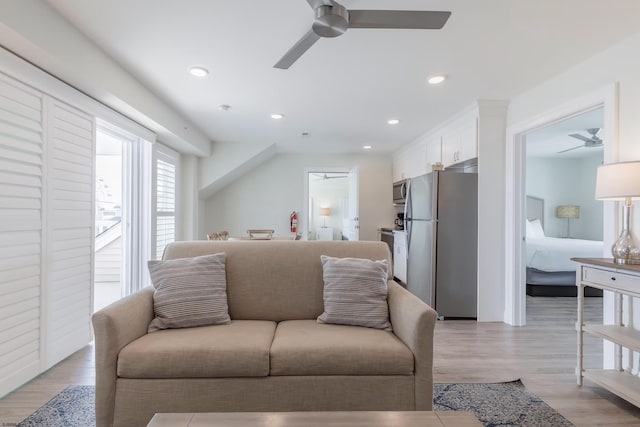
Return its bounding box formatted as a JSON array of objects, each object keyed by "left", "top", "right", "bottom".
[{"left": 147, "top": 411, "right": 482, "bottom": 427}]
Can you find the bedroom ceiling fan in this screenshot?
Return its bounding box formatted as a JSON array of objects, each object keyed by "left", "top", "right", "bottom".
[
  {"left": 311, "top": 172, "right": 348, "bottom": 180},
  {"left": 274, "top": 0, "right": 451, "bottom": 69},
  {"left": 558, "top": 128, "right": 603, "bottom": 153}
]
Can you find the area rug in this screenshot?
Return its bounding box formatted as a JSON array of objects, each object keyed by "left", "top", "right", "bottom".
[
  {"left": 18, "top": 380, "right": 572, "bottom": 427},
  {"left": 16, "top": 385, "right": 94, "bottom": 427},
  {"left": 434, "top": 379, "right": 574, "bottom": 426}
]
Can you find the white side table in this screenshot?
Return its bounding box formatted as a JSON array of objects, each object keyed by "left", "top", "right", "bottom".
[{"left": 316, "top": 227, "right": 333, "bottom": 241}]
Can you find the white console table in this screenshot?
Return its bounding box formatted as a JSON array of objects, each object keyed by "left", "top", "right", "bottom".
[
  {"left": 574, "top": 257, "right": 640, "bottom": 407},
  {"left": 316, "top": 227, "right": 333, "bottom": 241}
]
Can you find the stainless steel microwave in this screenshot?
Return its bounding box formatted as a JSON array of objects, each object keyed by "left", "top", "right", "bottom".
[{"left": 393, "top": 180, "right": 407, "bottom": 205}]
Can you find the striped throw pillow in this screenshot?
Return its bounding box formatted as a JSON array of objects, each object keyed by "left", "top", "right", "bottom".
[
  {"left": 147, "top": 252, "right": 230, "bottom": 332},
  {"left": 317, "top": 255, "right": 392, "bottom": 331}
]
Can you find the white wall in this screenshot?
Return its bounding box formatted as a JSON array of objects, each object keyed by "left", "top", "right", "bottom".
[
  {"left": 509, "top": 32, "right": 640, "bottom": 163},
  {"left": 204, "top": 153, "right": 396, "bottom": 242},
  {"left": 507, "top": 31, "right": 640, "bottom": 347},
  {"left": 526, "top": 154, "right": 603, "bottom": 240}
]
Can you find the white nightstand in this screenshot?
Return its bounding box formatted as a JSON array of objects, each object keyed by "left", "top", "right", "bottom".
[{"left": 316, "top": 227, "right": 333, "bottom": 241}]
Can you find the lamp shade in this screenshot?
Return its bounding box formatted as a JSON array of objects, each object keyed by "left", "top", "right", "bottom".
[
  {"left": 556, "top": 205, "right": 580, "bottom": 219},
  {"left": 595, "top": 161, "right": 640, "bottom": 200},
  {"left": 320, "top": 207, "right": 331, "bottom": 216}
]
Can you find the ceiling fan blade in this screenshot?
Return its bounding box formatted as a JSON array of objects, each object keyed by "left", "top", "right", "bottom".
[
  {"left": 558, "top": 145, "right": 584, "bottom": 154},
  {"left": 348, "top": 10, "right": 451, "bottom": 29},
  {"left": 568, "top": 133, "right": 591, "bottom": 143},
  {"left": 274, "top": 29, "right": 321, "bottom": 69},
  {"left": 306, "top": 0, "right": 334, "bottom": 9}
]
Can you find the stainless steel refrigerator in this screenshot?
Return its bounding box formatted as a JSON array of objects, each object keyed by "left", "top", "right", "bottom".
[{"left": 403, "top": 170, "right": 478, "bottom": 319}]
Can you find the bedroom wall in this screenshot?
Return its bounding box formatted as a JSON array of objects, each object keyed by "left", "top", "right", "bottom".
[
  {"left": 203, "top": 153, "right": 395, "bottom": 242},
  {"left": 526, "top": 154, "right": 603, "bottom": 240}
]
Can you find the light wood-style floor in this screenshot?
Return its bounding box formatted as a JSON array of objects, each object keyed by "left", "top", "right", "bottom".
[{"left": 1, "top": 297, "right": 640, "bottom": 426}]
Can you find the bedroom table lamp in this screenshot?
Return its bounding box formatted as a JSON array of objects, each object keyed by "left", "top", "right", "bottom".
[
  {"left": 320, "top": 207, "right": 331, "bottom": 228},
  {"left": 556, "top": 205, "right": 580, "bottom": 238},
  {"left": 595, "top": 161, "right": 640, "bottom": 264}
]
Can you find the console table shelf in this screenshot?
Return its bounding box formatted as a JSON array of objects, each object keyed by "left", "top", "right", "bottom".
[
  {"left": 583, "top": 325, "right": 640, "bottom": 353},
  {"left": 583, "top": 370, "right": 640, "bottom": 408},
  {"left": 574, "top": 258, "right": 640, "bottom": 408}
]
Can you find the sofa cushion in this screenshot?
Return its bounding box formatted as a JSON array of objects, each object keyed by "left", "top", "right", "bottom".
[
  {"left": 270, "top": 320, "right": 413, "bottom": 376},
  {"left": 147, "top": 252, "right": 230, "bottom": 332},
  {"left": 317, "top": 255, "right": 392, "bottom": 331},
  {"left": 117, "top": 320, "right": 276, "bottom": 378}
]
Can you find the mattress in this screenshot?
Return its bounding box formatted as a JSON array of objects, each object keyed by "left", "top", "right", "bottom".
[{"left": 525, "top": 237, "right": 603, "bottom": 272}]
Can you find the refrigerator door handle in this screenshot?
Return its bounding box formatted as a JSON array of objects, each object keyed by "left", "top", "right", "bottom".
[
  {"left": 406, "top": 220, "right": 412, "bottom": 257},
  {"left": 404, "top": 179, "right": 412, "bottom": 256}
]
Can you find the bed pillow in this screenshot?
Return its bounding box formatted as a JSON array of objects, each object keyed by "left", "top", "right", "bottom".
[
  {"left": 317, "top": 255, "right": 392, "bottom": 331},
  {"left": 147, "top": 252, "right": 230, "bottom": 332},
  {"left": 528, "top": 219, "right": 545, "bottom": 239}
]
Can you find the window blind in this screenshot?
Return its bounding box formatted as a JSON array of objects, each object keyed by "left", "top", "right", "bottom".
[{"left": 153, "top": 144, "right": 179, "bottom": 260}]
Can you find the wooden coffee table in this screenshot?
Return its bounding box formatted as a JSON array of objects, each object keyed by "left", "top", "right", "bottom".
[{"left": 147, "top": 411, "right": 482, "bottom": 426}]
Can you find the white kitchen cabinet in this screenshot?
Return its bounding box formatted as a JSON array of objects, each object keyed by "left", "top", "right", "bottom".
[
  {"left": 442, "top": 113, "right": 478, "bottom": 167},
  {"left": 393, "top": 139, "right": 428, "bottom": 181},
  {"left": 576, "top": 258, "right": 640, "bottom": 408},
  {"left": 425, "top": 135, "right": 442, "bottom": 170},
  {"left": 393, "top": 230, "right": 407, "bottom": 284}
]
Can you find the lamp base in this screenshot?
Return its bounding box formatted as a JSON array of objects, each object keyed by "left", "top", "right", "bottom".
[{"left": 611, "top": 229, "right": 640, "bottom": 265}]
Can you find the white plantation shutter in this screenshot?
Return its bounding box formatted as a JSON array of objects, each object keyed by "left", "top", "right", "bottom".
[
  {"left": 0, "top": 74, "right": 44, "bottom": 396},
  {"left": 0, "top": 72, "right": 95, "bottom": 397},
  {"left": 153, "top": 144, "right": 179, "bottom": 259},
  {"left": 44, "top": 99, "right": 94, "bottom": 368}
]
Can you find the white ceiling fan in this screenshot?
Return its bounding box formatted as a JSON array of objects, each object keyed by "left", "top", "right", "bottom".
[
  {"left": 311, "top": 172, "right": 348, "bottom": 180},
  {"left": 558, "top": 128, "right": 603, "bottom": 153},
  {"left": 274, "top": 0, "right": 451, "bottom": 69}
]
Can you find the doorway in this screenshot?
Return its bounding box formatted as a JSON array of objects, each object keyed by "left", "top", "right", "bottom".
[
  {"left": 505, "top": 85, "right": 618, "bottom": 326},
  {"left": 94, "top": 128, "right": 125, "bottom": 312},
  {"left": 523, "top": 108, "right": 604, "bottom": 315},
  {"left": 304, "top": 167, "right": 359, "bottom": 241}
]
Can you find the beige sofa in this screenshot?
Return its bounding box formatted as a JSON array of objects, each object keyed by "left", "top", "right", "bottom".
[{"left": 92, "top": 240, "right": 437, "bottom": 427}]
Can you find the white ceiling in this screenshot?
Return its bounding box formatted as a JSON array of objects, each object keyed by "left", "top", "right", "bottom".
[{"left": 45, "top": 0, "right": 640, "bottom": 155}]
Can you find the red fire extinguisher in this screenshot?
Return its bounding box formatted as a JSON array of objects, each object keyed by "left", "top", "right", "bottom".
[{"left": 290, "top": 211, "right": 298, "bottom": 233}]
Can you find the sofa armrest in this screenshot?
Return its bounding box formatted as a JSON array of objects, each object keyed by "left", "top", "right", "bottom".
[
  {"left": 92, "top": 286, "right": 154, "bottom": 427},
  {"left": 387, "top": 281, "right": 437, "bottom": 410}
]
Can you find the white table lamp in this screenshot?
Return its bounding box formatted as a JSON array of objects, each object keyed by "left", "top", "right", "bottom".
[
  {"left": 595, "top": 161, "right": 640, "bottom": 264},
  {"left": 320, "top": 207, "right": 331, "bottom": 228}
]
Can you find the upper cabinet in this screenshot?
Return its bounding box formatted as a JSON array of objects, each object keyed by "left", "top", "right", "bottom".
[
  {"left": 392, "top": 100, "right": 507, "bottom": 181},
  {"left": 393, "top": 138, "right": 428, "bottom": 182},
  {"left": 442, "top": 111, "right": 478, "bottom": 167}
]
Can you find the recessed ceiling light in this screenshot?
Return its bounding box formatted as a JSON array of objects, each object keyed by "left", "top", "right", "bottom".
[
  {"left": 427, "top": 75, "right": 447, "bottom": 85},
  {"left": 363, "top": 145, "right": 372, "bottom": 150},
  {"left": 189, "top": 66, "right": 209, "bottom": 77},
  {"left": 271, "top": 113, "right": 284, "bottom": 119},
  {"left": 387, "top": 119, "right": 400, "bottom": 125}
]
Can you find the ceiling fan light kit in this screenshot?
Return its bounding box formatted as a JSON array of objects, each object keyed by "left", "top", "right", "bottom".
[{"left": 274, "top": 0, "right": 451, "bottom": 69}]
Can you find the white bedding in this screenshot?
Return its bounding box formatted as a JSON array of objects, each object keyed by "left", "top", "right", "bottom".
[{"left": 526, "top": 237, "right": 604, "bottom": 272}]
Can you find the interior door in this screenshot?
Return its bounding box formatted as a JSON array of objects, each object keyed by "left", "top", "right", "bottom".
[{"left": 344, "top": 166, "right": 359, "bottom": 241}]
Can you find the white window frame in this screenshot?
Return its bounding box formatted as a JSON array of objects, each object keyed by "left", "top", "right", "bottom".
[{"left": 96, "top": 120, "right": 153, "bottom": 295}]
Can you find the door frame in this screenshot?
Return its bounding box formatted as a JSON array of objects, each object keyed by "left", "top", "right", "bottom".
[
  {"left": 504, "top": 83, "right": 619, "bottom": 326},
  {"left": 303, "top": 166, "right": 352, "bottom": 241}
]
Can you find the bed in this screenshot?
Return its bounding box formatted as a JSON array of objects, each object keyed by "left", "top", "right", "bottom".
[{"left": 525, "top": 196, "right": 603, "bottom": 297}]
